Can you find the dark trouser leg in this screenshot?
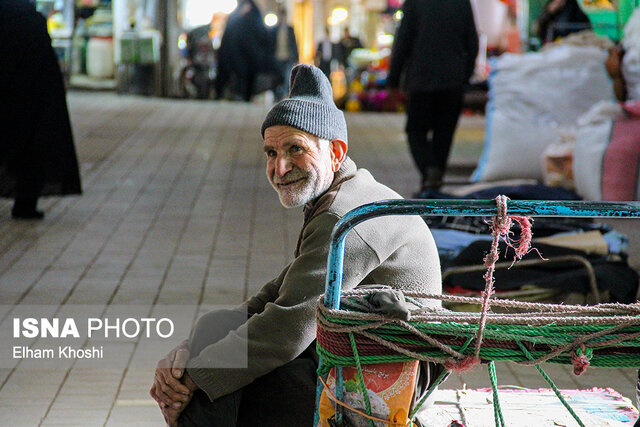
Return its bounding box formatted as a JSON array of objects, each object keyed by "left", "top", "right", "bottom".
[
  {"left": 406, "top": 92, "right": 436, "bottom": 184},
  {"left": 431, "top": 88, "right": 464, "bottom": 172},
  {"left": 214, "top": 64, "right": 229, "bottom": 99},
  {"left": 275, "top": 61, "right": 292, "bottom": 101},
  {"left": 179, "top": 389, "right": 242, "bottom": 427},
  {"left": 407, "top": 131, "right": 428, "bottom": 181},
  {"left": 237, "top": 356, "right": 317, "bottom": 427},
  {"left": 178, "top": 350, "right": 317, "bottom": 427},
  {"left": 242, "top": 70, "right": 256, "bottom": 102}
]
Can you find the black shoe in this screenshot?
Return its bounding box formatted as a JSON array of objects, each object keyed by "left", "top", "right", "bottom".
[
  {"left": 423, "top": 167, "right": 444, "bottom": 190},
  {"left": 11, "top": 208, "right": 44, "bottom": 220}
]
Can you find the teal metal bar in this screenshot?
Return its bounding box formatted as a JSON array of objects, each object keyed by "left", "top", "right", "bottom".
[
  {"left": 323, "top": 199, "right": 640, "bottom": 310},
  {"left": 313, "top": 198, "right": 640, "bottom": 426}
]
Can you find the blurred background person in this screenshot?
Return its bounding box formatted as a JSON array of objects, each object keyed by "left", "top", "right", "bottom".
[
  {"left": 0, "top": 0, "right": 82, "bottom": 220},
  {"left": 181, "top": 23, "right": 216, "bottom": 99},
  {"left": 387, "top": 0, "right": 478, "bottom": 195},
  {"left": 338, "top": 27, "right": 362, "bottom": 70},
  {"left": 270, "top": 4, "right": 298, "bottom": 101},
  {"left": 215, "top": 0, "right": 280, "bottom": 101},
  {"left": 535, "top": 0, "right": 591, "bottom": 45},
  {"left": 315, "top": 26, "right": 339, "bottom": 80}
]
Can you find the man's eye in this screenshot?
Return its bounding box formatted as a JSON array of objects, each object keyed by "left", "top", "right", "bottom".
[
  {"left": 290, "top": 145, "right": 302, "bottom": 153},
  {"left": 266, "top": 150, "right": 277, "bottom": 157}
]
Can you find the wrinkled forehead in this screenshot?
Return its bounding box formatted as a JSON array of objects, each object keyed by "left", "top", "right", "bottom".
[{"left": 263, "top": 125, "right": 317, "bottom": 142}]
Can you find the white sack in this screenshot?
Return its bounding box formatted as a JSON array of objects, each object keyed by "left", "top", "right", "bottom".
[{"left": 472, "top": 45, "right": 613, "bottom": 182}]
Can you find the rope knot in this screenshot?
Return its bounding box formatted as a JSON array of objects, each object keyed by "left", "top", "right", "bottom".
[
  {"left": 443, "top": 355, "right": 481, "bottom": 373},
  {"left": 571, "top": 345, "right": 591, "bottom": 376}
]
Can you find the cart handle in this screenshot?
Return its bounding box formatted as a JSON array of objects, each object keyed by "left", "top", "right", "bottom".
[{"left": 323, "top": 199, "right": 640, "bottom": 310}]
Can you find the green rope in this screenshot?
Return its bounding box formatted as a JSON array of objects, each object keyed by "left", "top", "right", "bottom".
[
  {"left": 349, "top": 332, "right": 375, "bottom": 427},
  {"left": 321, "top": 313, "right": 640, "bottom": 336},
  {"left": 488, "top": 361, "right": 506, "bottom": 427},
  {"left": 515, "top": 341, "right": 586, "bottom": 427},
  {"left": 408, "top": 368, "right": 449, "bottom": 421},
  {"left": 316, "top": 342, "right": 640, "bottom": 370}
]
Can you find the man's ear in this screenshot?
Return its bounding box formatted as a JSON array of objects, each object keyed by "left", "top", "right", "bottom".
[{"left": 329, "top": 139, "right": 348, "bottom": 172}]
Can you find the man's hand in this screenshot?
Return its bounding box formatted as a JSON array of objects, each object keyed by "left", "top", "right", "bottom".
[
  {"left": 150, "top": 340, "right": 192, "bottom": 410},
  {"left": 161, "top": 405, "right": 181, "bottom": 427},
  {"left": 158, "top": 371, "right": 199, "bottom": 426}
]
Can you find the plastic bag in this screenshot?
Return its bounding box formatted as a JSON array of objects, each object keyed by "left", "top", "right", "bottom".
[{"left": 541, "top": 132, "right": 575, "bottom": 190}]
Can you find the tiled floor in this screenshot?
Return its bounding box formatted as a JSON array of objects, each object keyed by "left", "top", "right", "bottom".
[{"left": 0, "top": 93, "right": 637, "bottom": 426}]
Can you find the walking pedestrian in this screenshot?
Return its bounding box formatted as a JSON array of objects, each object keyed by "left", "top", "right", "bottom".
[
  {"left": 338, "top": 28, "right": 363, "bottom": 69},
  {"left": 387, "top": 0, "right": 478, "bottom": 194}
]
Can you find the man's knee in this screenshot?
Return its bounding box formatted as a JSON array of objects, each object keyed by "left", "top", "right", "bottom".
[{"left": 236, "top": 357, "right": 317, "bottom": 426}]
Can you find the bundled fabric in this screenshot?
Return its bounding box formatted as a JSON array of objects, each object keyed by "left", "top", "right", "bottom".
[
  {"left": 444, "top": 240, "right": 639, "bottom": 304},
  {"left": 574, "top": 100, "right": 640, "bottom": 201}
]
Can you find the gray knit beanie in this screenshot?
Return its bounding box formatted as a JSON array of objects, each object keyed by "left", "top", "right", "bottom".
[{"left": 261, "top": 64, "right": 348, "bottom": 143}]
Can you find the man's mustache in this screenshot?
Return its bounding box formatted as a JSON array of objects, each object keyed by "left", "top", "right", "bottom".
[{"left": 273, "top": 167, "right": 309, "bottom": 185}]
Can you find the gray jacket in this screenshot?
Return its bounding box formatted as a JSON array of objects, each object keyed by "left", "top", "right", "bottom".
[{"left": 186, "top": 157, "right": 441, "bottom": 400}]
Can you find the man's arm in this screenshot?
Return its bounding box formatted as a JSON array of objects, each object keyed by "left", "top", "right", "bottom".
[
  {"left": 387, "top": 0, "right": 416, "bottom": 88},
  {"left": 185, "top": 212, "right": 381, "bottom": 401},
  {"left": 240, "top": 265, "right": 289, "bottom": 315}
]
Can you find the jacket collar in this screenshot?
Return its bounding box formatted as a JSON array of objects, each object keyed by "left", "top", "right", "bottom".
[{"left": 303, "top": 156, "right": 356, "bottom": 222}]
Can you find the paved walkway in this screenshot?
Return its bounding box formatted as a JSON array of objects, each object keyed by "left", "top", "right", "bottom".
[{"left": 0, "top": 92, "right": 637, "bottom": 426}]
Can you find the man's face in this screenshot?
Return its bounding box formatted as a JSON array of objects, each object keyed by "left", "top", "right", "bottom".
[{"left": 263, "top": 126, "right": 335, "bottom": 208}]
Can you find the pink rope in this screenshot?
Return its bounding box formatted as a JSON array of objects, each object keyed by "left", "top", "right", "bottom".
[
  {"left": 447, "top": 195, "right": 538, "bottom": 372},
  {"left": 571, "top": 345, "right": 590, "bottom": 376}
]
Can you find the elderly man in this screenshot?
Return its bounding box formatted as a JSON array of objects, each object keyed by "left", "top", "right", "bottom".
[{"left": 150, "top": 64, "right": 441, "bottom": 426}]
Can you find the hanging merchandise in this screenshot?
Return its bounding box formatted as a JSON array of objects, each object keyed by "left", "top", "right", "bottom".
[
  {"left": 342, "top": 48, "right": 405, "bottom": 112},
  {"left": 580, "top": 0, "right": 638, "bottom": 41}
]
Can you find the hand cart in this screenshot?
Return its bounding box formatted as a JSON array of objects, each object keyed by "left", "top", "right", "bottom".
[{"left": 314, "top": 198, "right": 640, "bottom": 427}]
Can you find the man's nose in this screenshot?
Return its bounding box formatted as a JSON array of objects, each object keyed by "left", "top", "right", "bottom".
[{"left": 274, "top": 155, "right": 292, "bottom": 177}]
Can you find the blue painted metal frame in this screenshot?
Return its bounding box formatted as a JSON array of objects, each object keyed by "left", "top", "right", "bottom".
[{"left": 313, "top": 198, "right": 640, "bottom": 426}]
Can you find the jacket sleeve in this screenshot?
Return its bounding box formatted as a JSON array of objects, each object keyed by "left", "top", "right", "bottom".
[
  {"left": 387, "top": 0, "right": 416, "bottom": 88},
  {"left": 464, "top": 0, "right": 479, "bottom": 83},
  {"left": 239, "top": 264, "right": 290, "bottom": 316},
  {"left": 186, "top": 212, "right": 381, "bottom": 401}
]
